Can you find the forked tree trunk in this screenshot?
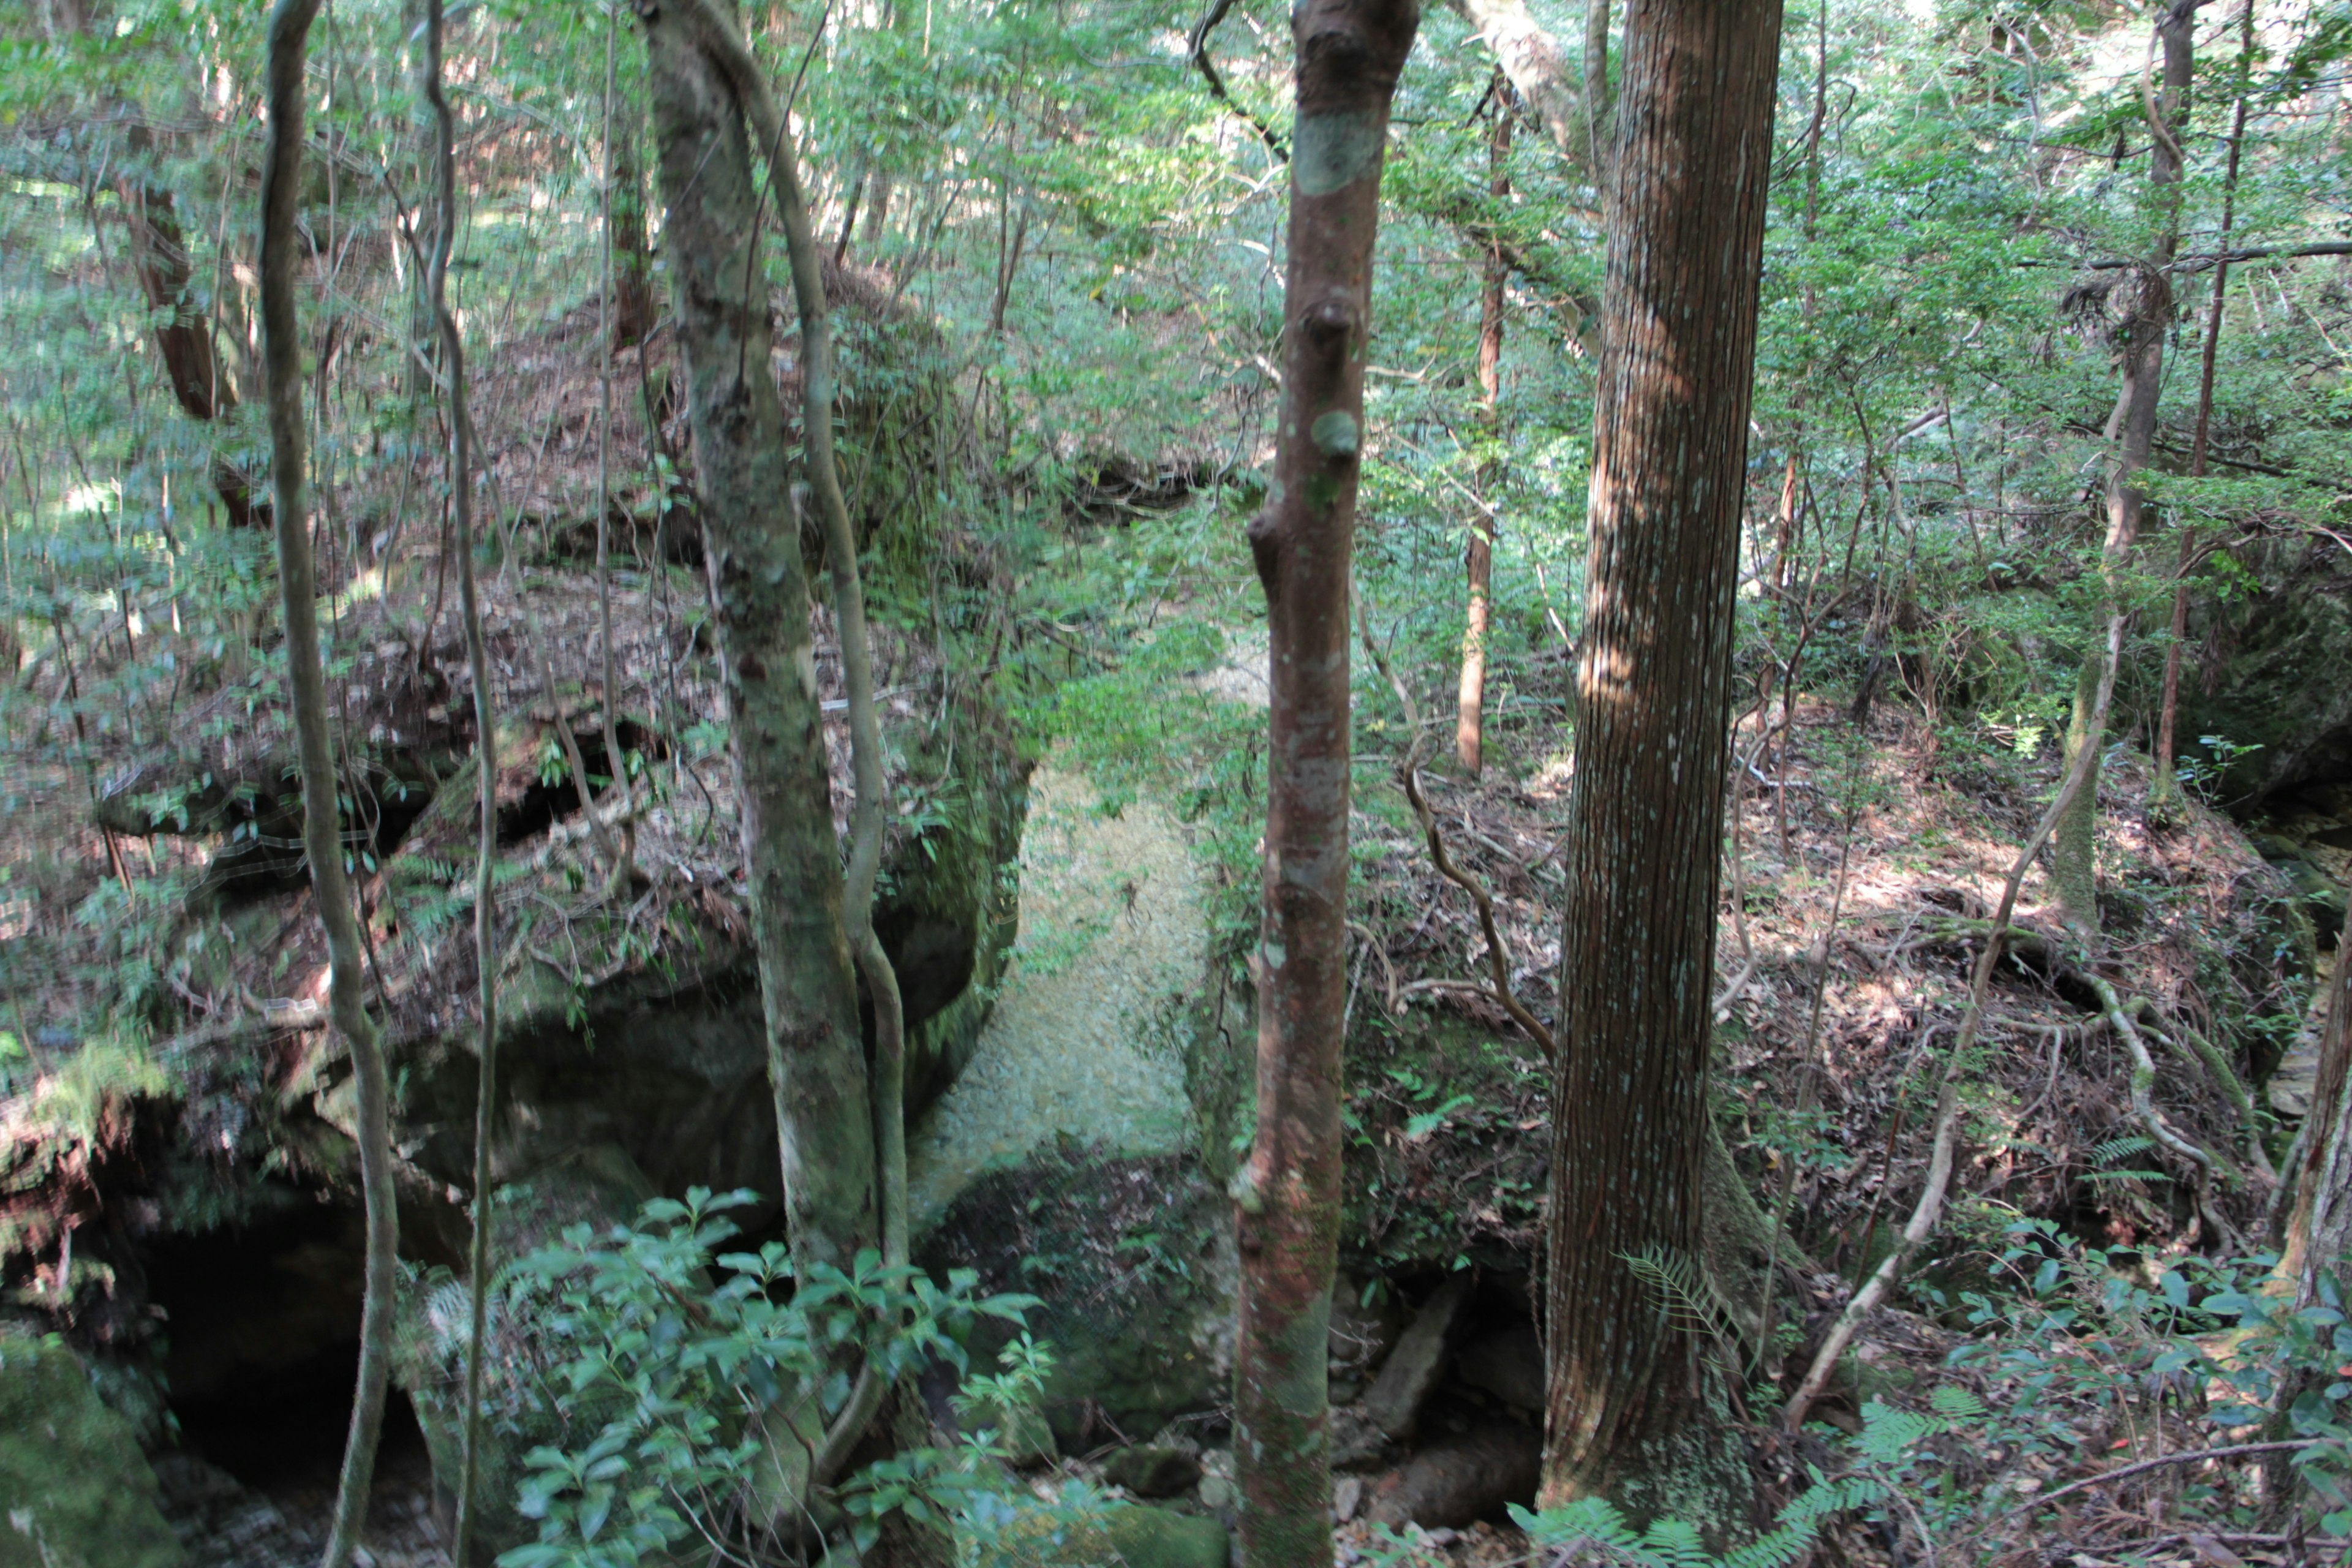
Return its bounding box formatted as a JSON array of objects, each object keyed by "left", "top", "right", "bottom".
[
  {"left": 641, "top": 0, "right": 877, "bottom": 1270},
  {"left": 1452, "top": 0, "right": 1580, "bottom": 163},
  {"left": 99, "top": 104, "right": 255, "bottom": 522},
  {"left": 1233, "top": 1, "right": 1418, "bottom": 1562},
  {"left": 259, "top": 7, "right": 401, "bottom": 1566},
  {"left": 1542, "top": 0, "right": 1783, "bottom": 1512},
  {"left": 1457, "top": 91, "right": 1510, "bottom": 777},
  {"left": 2052, "top": 0, "right": 2197, "bottom": 929}
]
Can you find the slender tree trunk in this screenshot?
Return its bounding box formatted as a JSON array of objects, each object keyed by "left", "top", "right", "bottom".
[
  {"left": 2157, "top": 1, "right": 2253, "bottom": 810},
  {"left": 1542, "top": 0, "right": 1784, "bottom": 1514},
  {"left": 1583, "top": 0, "right": 1610, "bottom": 176},
  {"left": 418, "top": 3, "right": 503, "bottom": 1561},
  {"left": 260, "top": 8, "right": 400, "bottom": 1566},
  {"left": 1233, "top": 2, "right": 1419, "bottom": 1562},
  {"left": 835, "top": 163, "right": 869, "bottom": 266},
  {"left": 1457, "top": 91, "right": 1510, "bottom": 777},
  {"left": 641, "top": 0, "right": 877, "bottom": 1271},
  {"left": 610, "top": 88, "right": 656, "bottom": 352},
  {"left": 94, "top": 91, "right": 255, "bottom": 524},
  {"left": 2054, "top": 0, "right": 2198, "bottom": 929},
  {"left": 597, "top": 0, "right": 637, "bottom": 890}
]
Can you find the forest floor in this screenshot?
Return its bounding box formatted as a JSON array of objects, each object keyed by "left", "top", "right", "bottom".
[{"left": 907, "top": 762, "right": 1202, "bottom": 1231}]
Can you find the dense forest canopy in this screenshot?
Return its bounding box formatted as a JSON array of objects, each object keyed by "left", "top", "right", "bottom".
[{"left": 1, "top": 0, "right": 2351, "bottom": 1564}]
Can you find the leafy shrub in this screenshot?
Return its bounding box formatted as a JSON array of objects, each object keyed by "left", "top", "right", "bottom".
[{"left": 489, "top": 1188, "right": 1042, "bottom": 1567}]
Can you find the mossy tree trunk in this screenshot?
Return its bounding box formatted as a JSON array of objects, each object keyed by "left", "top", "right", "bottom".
[
  {"left": 640, "top": 0, "right": 878, "bottom": 1270},
  {"left": 1232, "top": 1, "right": 1418, "bottom": 1562},
  {"left": 1542, "top": 0, "right": 1782, "bottom": 1513},
  {"left": 2052, "top": 0, "right": 2196, "bottom": 930},
  {"left": 260, "top": 5, "right": 402, "bottom": 1563}
]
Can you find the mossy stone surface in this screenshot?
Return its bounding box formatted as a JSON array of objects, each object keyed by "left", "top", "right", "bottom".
[
  {"left": 981, "top": 1502, "right": 1229, "bottom": 1568},
  {"left": 0, "top": 1335, "right": 183, "bottom": 1568}
]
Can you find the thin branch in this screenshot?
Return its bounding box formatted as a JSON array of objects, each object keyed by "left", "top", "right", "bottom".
[
  {"left": 1358, "top": 604, "right": 1556, "bottom": 1057},
  {"left": 1188, "top": 0, "right": 1288, "bottom": 162},
  {"left": 1785, "top": 608, "right": 2126, "bottom": 1430}
]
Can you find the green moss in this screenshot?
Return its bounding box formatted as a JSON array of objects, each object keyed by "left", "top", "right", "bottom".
[
  {"left": 979, "top": 1502, "right": 1229, "bottom": 1568},
  {"left": 0, "top": 1335, "right": 183, "bottom": 1568}
]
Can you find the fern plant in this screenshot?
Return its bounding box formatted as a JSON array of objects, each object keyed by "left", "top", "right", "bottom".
[{"left": 1505, "top": 1392, "right": 1977, "bottom": 1567}]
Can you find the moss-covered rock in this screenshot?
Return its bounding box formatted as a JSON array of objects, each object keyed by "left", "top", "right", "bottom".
[
  {"left": 922, "top": 1148, "right": 1235, "bottom": 1447},
  {"left": 978, "top": 1501, "right": 1229, "bottom": 1568},
  {"left": 2180, "top": 535, "right": 2352, "bottom": 802},
  {"left": 0, "top": 1335, "right": 183, "bottom": 1568}
]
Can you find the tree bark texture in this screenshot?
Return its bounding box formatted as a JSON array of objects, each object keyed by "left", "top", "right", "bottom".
[
  {"left": 1457, "top": 94, "right": 1510, "bottom": 777},
  {"left": 1542, "top": 0, "right": 1784, "bottom": 1509},
  {"left": 418, "top": 0, "right": 505, "bottom": 1559},
  {"left": 1234, "top": 2, "right": 1417, "bottom": 1563},
  {"left": 2285, "top": 941, "right": 2352, "bottom": 1293},
  {"left": 2054, "top": 0, "right": 2196, "bottom": 929},
  {"left": 641, "top": 1, "right": 878, "bottom": 1270},
  {"left": 610, "top": 90, "right": 656, "bottom": 350},
  {"left": 1583, "top": 0, "right": 1611, "bottom": 175},
  {"left": 260, "top": 6, "right": 401, "bottom": 1564}
]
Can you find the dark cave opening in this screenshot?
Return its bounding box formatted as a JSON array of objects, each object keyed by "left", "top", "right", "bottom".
[
  {"left": 496, "top": 717, "right": 663, "bottom": 846},
  {"left": 142, "top": 1199, "right": 433, "bottom": 1499}
]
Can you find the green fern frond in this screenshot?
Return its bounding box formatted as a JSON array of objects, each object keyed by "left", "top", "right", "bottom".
[
  {"left": 1929, "top": 1384, "right": 1989, "bottom": 1422},
  {"left": 1625, "top": 1245, "right": 1743, "bottom": 1352},
  {"left": 2089, "top": 1133, "right": 2154, "bottom": 1167}
]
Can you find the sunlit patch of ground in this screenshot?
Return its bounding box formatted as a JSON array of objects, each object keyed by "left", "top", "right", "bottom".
[{"left": 907, "top": 762, "right": 1204, "bottom": 1231}]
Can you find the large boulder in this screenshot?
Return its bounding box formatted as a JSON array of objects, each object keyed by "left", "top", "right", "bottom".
[
  {"left": 0, "top": 1334, "right": 183, "bottom": 1568},
  {"left": 277, "top": 649, "right": 1028, "bottom": 1216},
  {"left": 922, "top": 1148, "right": 1236, "bottom": 1449}
]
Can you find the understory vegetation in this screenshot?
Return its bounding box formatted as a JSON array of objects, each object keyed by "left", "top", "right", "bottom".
[{"left": 2, "top": 0, "right": 2351, "bottom": 1564}]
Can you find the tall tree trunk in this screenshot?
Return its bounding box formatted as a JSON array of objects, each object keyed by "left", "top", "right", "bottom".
[
  {"left": 1233, "top": 1, "right": 1418, "bottom": 1562},
  {"left": 418, "top": 2, "right": 504, "bottom": 1561},
  {"left": 2157, "top": 0, "right": 2253, "bottom": 811},
  {"left": 610, "top": 87, "right": 656, "bottom": 350},
  {"left": 259, "top": 7, "right": 401, "bottom": 1566},
  {"left": 1542, "top": 0, "right": 1784, "bottom": 1514},
  {"left": 1458, "top": 90, "right": 1510, "bottom": 777},
  {"left": 2052, "top": 0, "right": 2197, "bottom": 930},
  {"left": 641, "top": 0, "right": 877, "bottom": 1271}
]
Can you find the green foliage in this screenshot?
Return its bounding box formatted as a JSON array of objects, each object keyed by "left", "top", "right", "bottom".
[
  {"left": 1938, "top": 1224, "right": 2352, "bottom": 1537},
  {"left": 1503, "top": 1396, "right": 1962, "bottom": 1568},
  {"left": 485, "top": 1188, "right": 1042, "bottom": 1568}
]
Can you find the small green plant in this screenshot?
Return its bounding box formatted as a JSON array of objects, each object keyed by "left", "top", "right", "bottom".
[
  {"left": 1503, "top": 1393, "right": 1972, "bottom": 1567},
  {"left": 490, "top": 1189, "right": 1042, "bottom": 1567}
]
